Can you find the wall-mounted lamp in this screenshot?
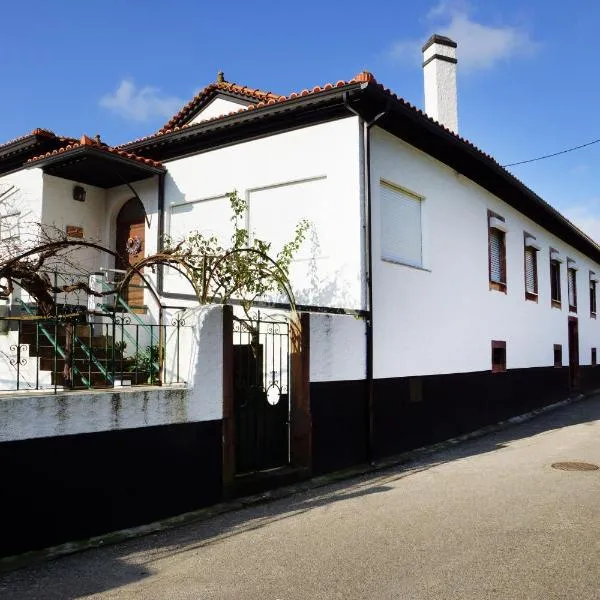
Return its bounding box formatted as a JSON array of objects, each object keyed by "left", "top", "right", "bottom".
[{"left": 73, "top": 185, "right": 86, "bottom": 202}]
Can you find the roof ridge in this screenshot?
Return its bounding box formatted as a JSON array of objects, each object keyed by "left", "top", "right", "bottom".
[{"left": 158, "top": 79, "right": 287, "bottom": 133}]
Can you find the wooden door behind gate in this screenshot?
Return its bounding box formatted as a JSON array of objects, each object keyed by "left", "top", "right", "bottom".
[
  {"left": 115, "top": 198, "right": 146, "bottom": 311},
  {"left": 233, "top": 315, "right": 290, "bottom": 474}
]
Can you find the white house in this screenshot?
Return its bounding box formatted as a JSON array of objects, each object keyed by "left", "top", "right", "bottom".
[{"left": 1, "top": 33, "right": 600, "bottom": 558}]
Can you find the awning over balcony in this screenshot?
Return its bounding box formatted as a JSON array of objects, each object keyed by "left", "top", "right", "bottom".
[{"left": 27, "top": 135, "right": 165, "bottom": 188}]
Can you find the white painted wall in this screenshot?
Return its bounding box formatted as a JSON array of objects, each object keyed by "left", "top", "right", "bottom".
[
  {"left": 172, "top": 304, "right": 224, "bottom": 421},
  {"left": 188, "top": 95, "right": 252, "bottom": 125},
  {"left": 0, "top": 168, "right": 44, "bottom": 309},
  {"left": 0, "top": 167, "right": 44, "bottom": 227},
  {"left": 310, "top": 313, "right": 366, "bottom": 382},
  {"left": 163, "top": 116, "right": 364, "bottom": 310},
  {"left": 370, "top": 127, "right": 600, "bottom": 378},
  {"left": 41, "top": 174, "right": 108, "bottom": 275},
  {"left": 0, "top": 387, "right": 191, "bottom": 442}
]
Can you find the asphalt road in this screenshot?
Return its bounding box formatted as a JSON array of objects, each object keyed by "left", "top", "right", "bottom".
[{"left": 3, "top": 396, "right": 600, "bottom": 599}]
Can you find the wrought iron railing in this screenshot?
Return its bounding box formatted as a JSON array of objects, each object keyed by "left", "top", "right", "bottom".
[{"left": 0, "top": 310, "right": 189, "bottom": 394}]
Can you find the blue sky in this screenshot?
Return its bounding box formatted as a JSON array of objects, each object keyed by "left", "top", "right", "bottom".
[{"left": 3, "top": 1, "right": 600, "bottom": 238}]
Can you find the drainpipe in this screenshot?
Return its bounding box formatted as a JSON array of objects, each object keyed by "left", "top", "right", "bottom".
[
  {"left": 156, "top": 172, "right": 166, "bottom": 384},
  {"left": 157, "top": 172, "right": 166, "bottom": 295},
  {"left": 343, "top": 92, "right": 389, "bottom": 463}
]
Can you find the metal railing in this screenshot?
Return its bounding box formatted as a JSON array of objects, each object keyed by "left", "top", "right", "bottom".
[
  {"left": 0, "top": 268, "right": 191, "bottom": 394},
  {"left": 0, "top": 309, "right": 189, "bottom": 394}
]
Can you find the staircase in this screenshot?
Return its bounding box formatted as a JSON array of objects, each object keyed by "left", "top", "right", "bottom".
[
  {"left": 18, "top": 321, "right": 116, "bottom": 389},
  {"left": 2, "top": 277, "right": 162, "bottom": 392}
]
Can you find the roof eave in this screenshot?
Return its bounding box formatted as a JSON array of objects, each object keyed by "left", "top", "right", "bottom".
[
  {"left": 29, "top": 146, "right": 165, "bottom": 175},
  {"left": 122, "top": 83, "right": 366, "bottom": 153},
  {"left": 0, "top": 133, "right": 49, "bottom": 159},
  {"left": 365, "top": 85, "right": 600, "bottom": 261}
]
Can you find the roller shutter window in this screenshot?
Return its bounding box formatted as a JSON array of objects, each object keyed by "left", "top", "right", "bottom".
[
  {"left": 525, "top": 248, "right": 537, "bottom": 294},
  {"left": 489, "top": 228, "right": 505, "bottom": 285},
  {"left": 380, "top": 182, "right": 422, "bottom": 267},
  {"left": 525, "top": 247, "right": 537, "bottom": 297},
  {"left": 568, "top": 268, "right": 577, "bottom": 312},
  {"left": 550, "top": 260, "right": 561, "bottom": 305}
]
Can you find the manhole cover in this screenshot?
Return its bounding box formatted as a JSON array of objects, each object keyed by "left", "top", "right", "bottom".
[{"left": 551, "top": 461, "right": 599, "bottom": 471}]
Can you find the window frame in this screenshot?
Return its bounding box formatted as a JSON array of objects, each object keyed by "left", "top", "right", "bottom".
[
  {"left": 523, "top": 233, "right": 539, "bottom": 302},
  {"left": 549, "top": 248, "right": 562, "bottom": 309},
  {"left": 553, "top": 344, "right": 562, "bottom": 368},
  {"left": 488, "top": 211, "right": 507, "bottom": 293},
  {"left": 491, "top": 340, "right": 507, "bottom": 373},
  {"left": 567, "top": 261, "right": 577, "bottom": 313}
]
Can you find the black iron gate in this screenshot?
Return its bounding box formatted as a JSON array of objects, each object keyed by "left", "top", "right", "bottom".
[{"left": 233, "top": 313, "right": 290, "bottom": 474}]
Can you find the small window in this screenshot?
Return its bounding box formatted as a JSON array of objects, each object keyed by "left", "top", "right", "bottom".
[
  {"left": 380, "top": 181, "right": 423, "bottom": 267},
  {"left": 554, "top": 344, "right": 562, "bottom": 368},
  {"left": 524, "top": 235, "right": 539, "bottom": 301},
  {"left": 491, "top": 340, "right": 506, "bottom": 373},
  {"left": 550, "top": 250, "right": 561, "bottom": 308},
  {"left": 592, "top": 348, "right": 597, "bottom": 366},
  {"left": 590, "top": 273, "right": 597, "bottom": 318},
  {"left": 567, "top": 265, "right": 577, "bottom": 312},
  {"left": 488, "top": 212, "right": 507, "bottom": 292},
  {"left": 0, "top": 213, "right": 20, "bottom": 241}
]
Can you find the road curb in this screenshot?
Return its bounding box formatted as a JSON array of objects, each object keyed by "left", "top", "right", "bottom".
[{"left": 1, "top": 389, "right": 595, "bottom": 574}]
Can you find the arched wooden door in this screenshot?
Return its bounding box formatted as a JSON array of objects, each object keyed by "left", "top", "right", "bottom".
[{"left": 115, "top": 198, "right": 146, "bottom": 311}]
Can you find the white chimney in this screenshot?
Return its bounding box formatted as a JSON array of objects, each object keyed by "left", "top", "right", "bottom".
[{"left": 422, "top": 34, "right": 458, "bottom": 133}]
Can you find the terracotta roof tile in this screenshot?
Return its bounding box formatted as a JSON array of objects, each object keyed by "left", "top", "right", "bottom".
[
  {"left": 27, "top": 135, "right": 163, "bottom": 169},
  {"left": 119, "top": 72, "right": 377, "bottom": 148},
  {"left": 0, "top": 128, "right": 77, "bottom": 151},
  {"left": 160, "top": 80, "right": 286, "bottom": 133}
]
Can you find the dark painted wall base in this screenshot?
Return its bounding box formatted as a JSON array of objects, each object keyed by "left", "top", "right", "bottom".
[
  {"left": 0, "top": 420, "right": 222, "bottom": 559},
  {"left": 579, "top": 365, "right": 600, "bottom": 394},
  {"left": 310, "top": 366, "right": 592, "bottom": 474},
  {"left": 310, "top": 380, "right": 367, "bottom": 475},
  {"left": 5, "top": 364, "right": 598, "bottom": 559}
]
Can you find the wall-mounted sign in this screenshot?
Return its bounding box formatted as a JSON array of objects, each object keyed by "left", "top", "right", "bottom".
[{"left": 66, "top": 225, "right": 84, "bottom": 239}]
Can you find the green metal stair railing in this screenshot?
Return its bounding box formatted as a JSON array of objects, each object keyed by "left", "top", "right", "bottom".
[
  {"left": 15, "top": 299, "right": 114, "bottom": 387},
  {"left": 96, "top": 277, "right": 161, "bottom": 376}
]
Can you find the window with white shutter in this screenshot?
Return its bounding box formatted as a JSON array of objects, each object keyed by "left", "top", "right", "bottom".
[
  {"left": 488, "top": 211, "right": 506, "bottom": 292},
  {"left": 380, "top": 181, "right": 423, "bottom": 267},
  {"left": 524, "top": 236, "right": 539, "bottom": 301},
  {"left": 567, "top": 267, "right": 577, "bottom": 312}
]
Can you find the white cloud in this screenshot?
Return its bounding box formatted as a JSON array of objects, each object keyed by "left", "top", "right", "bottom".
[
  {"left": 389, "top": 1, "right": 539, "bottom": 73},
  {"left": 99, "top": 80, "right": 184, "bottom": 122}
]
